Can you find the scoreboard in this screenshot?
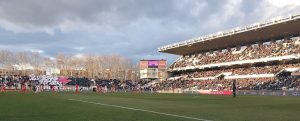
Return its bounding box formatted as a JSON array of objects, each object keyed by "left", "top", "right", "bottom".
[
  {"left": 139, "top": 60, "right": 167, "bottom": 69},
  {"left": 139, "top": 60, "right": 167, "bottom": 79}
]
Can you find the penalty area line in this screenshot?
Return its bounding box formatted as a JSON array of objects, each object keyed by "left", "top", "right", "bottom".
[{"left": 68, "top": 98, "right": 212, "bottom": 121}]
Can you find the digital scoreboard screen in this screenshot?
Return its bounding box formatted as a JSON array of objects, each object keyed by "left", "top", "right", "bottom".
[
  {"left": 139, "top": 60, "right": 167, "bottom": 79},
  {"left": 148, "top": 60, "right": 159, "bottom": 68},
  {"left": 139, "top": 60, "right": 166, "bottom": 69}
]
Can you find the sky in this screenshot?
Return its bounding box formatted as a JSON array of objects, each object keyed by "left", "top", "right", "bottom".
[{"left": 0, "top": 0, "right": 300, "bottom": 63}]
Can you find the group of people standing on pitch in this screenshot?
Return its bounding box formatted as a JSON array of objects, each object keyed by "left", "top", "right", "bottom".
[{"left": 0, "top": 83, "right": 27, "bottom": 93}]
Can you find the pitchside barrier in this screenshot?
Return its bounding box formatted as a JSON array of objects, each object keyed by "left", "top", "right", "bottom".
[
  {"left": 2, "top": 85, "right": 299, "bottom": 96},
  {"left": 237, "top": 90, "right": 300, "bottom": 96},
  {"left": 182, "top": 90, "right": 300, "bottom": 96}
]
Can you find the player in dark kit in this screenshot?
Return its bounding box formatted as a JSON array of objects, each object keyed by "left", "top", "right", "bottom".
[{"left": 232, "top": 80, "right": 237, "bottom": 98}]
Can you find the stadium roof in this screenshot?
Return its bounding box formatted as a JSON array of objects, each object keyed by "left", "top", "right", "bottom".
[{"left": 158, "top": 14, "right": 300, "bottom": 55}]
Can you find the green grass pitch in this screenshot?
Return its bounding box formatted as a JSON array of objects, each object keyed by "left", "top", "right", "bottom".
[{"left": 0, "top": 92, "right": 299, "bottom": 121}]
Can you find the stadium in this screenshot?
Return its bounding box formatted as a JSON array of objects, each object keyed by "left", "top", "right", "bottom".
[
  {"left": 1, "top": 1, "right": 300, "bottom": 121},
  {"left": 158, "top": 14, "right": 300, "bottom": 95}
]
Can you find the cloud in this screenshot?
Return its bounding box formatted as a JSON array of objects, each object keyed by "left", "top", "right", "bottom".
[
  {"left": 0, "top": 0, "right": 299, "bottom": 64},
  {"left": 266, "top": 0, "right": 300, "bottom": 7},
  {"left": 30, "top": 49, "right": 44, "bottom": 54}
]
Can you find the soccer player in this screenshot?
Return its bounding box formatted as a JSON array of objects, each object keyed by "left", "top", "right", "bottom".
[
  {"left": 232, "top": 80, "right": 237, "bottom": 98},
  {"left": 51, "top": 85, "right": 55, "bottom": 93},
  {"left": 75, "top": 84, "right": 79, "bottom": 94},
  {"left": 1, "top": 83, "right": 6, "bottom": 92},
  {"left": 22, "top": 84, "right": 26, "bottom": 93},
  {"left": 35, "top": 85, "right": 40, "bottom": 93}
]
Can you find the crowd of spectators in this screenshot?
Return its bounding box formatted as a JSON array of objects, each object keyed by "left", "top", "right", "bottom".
[
  {"left": 65, "top": 78, "right": 156, "bottom": 92},
  {"left": 1, "top": 74, "right": 299, "bottom": 92},
  {"left": 0, "top": 74, "right": 143, "bottom": 92},
  {"left": 0, "top": 74, "right": 158, "bottom": 92},
  {"left": 153, "top": 76, "right": 300, "bottom": 91},
  {"left": 0, "top": 75, "right": 31, "bottom": 89},
  {"left": 170, "top": 36, "right": 300, "bottom": 69},
  {"left": 93, "top": 79, "right": 163, "bottom": 92},
  {"left": 165, "top": 61, "right": 300, "bottom": 91},
  {"left": 68, "top": 77, "right": 91, "bottom": 87},
  {"left": 171, "top": 63, "right": 300, "bottom": 79}
]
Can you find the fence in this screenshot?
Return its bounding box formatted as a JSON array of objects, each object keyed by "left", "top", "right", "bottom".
[
  {"left": 182, "top": 89, "right": 300, "bottom": 96},
  {"left": 237, "top": 90, "right": 300, "bottom": 96}
]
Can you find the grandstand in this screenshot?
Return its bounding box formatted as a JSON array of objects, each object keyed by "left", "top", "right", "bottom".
[{"left": 158, "top": 14, "right": 300, "bottom": 93}]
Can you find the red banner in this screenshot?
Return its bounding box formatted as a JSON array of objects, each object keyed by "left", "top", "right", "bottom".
[{"left": 199, "top": 90, "right": 232, "bottom": 95}]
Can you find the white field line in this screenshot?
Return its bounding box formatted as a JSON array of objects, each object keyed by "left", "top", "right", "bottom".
[{"left": 68, "top": 98, "right": 212, "bottom": 121}]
